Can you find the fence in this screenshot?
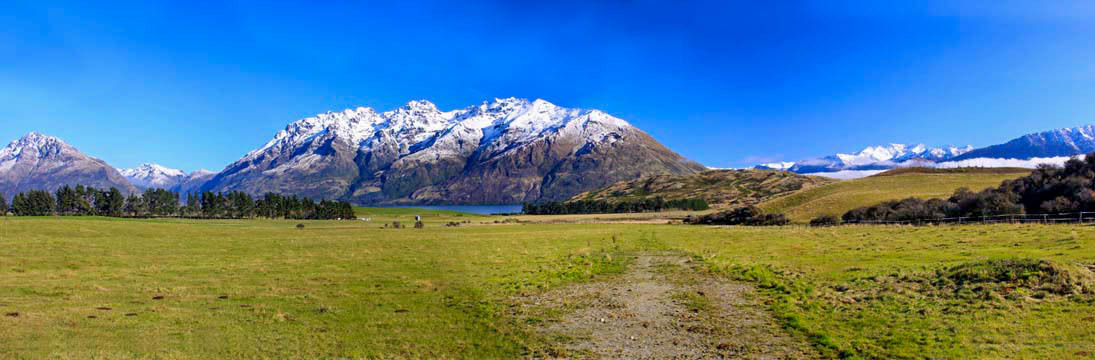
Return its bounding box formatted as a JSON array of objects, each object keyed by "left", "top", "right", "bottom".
[{"left": 842, "top": 212, "right": 1095, "bottom": 226}]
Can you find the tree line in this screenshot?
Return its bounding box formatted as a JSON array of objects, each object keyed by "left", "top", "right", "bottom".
[
  {"left": 522, "top": 197, "right": 709, "bottom": 215},
  {"left": 0, "top": 184, "right": 356, "bottom": 220},
  {"left": 842, "top": 154, "right": 1095, "bottom": 223}
]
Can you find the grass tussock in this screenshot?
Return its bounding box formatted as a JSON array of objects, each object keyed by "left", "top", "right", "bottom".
[{"left": 936, "top": 258, "right": 1095, "bottom": 297}]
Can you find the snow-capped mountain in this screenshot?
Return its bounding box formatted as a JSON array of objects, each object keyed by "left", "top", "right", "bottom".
[
  {"left": 203, "top": 98, "right": 705, "bottom": 204},
  {"left": 118, "top": 163, "right": 187, "bottom": 189},
  {"left": 0, "top": 132, "right": 137, "bottom": 198},
  {"left": 757, "top": 162, "right": 794, "bottom": 171},
  {"left": 952, "top": 125, "right": 1095, "bottom": 161},
  {"left": 755, "top": 144, "right": 973, "bottom": 174}
]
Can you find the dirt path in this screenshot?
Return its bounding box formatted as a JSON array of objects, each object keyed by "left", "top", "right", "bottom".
[{"left": 514, "top": 252, "right": 817, "bottom": 359}]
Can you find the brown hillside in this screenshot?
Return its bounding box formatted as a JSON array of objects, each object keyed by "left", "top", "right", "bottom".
[{"left": 569, "top": 169, "right": 837, "bottom": 208}]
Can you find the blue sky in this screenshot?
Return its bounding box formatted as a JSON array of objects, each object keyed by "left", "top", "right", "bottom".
[{"left": 2, "top": 1, "right": 1094, "bottom": 171}]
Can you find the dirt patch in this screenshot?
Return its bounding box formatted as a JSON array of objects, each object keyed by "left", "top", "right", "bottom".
[{"left": 513, "top": 252, "right": 816, "bottom": 359}]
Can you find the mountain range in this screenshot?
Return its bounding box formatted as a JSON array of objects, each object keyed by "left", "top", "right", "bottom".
[
  {"left": 0, "top": 98, "right": 704, "bottom": 203},
  {"left": 118, "top": 163, "right": 217, "bottom": 193},
  {"left": 756, "top": 144, "right": 975, "bottom": 174},
  {"left": 2, "top": 100, "right": 1094, "bottom": 202},
  {"left": 754, "top": 125, "right": 1095, "bottom": 177}
]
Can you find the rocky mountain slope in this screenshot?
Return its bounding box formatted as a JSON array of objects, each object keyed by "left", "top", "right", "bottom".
[
  {"left": 0, "top": 132, "right": 138, "bottom": 198},
  {"left": 569, "top": 169, "right": 837, "bottom": 208},
  {"left": 202, "top": 98, "right": 706, "bottom": 204},
  {"left": 170, "top": 169, "right": 217, "bottom": 194},
  {"left": 952, "top": 125, "right": 1095, "bottom": 161}
]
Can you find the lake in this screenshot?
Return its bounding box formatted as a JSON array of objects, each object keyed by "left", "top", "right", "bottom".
[{"left": 370, "top": 204, "right": 524, "bottom": 215}]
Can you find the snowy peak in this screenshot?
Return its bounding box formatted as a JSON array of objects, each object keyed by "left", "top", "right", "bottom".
[
  {"left": 206, "top": 97, "right": 699, "bottom": 204},
  {"left": 0, "top": 132, "right": 138, "bottom": 197},
  {"left": 757, "top": 162, "right": 795, "bottom": 171},
  {"left": 953, "top": 124, "right": 1095, "bottom": 161},
  {"left": 119, "top": 163, "right": 186, "bottom": 179},
  {"left": 119, "top": 163, "right": 188, "bottom": 189},
  {"left": 755, "top": 143, "right": 973, "bottom": 174},
  {"left": 0, "top": 132, "right": 73, "bottom": 160},
  {"left": 233, "top": 98, "right": 635, "bottom": 170}
]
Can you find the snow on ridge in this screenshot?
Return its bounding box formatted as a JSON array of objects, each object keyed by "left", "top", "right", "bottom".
[
  {"left": 118, "top": 163, "right": 189, "bottom": 188},
  {"left": 236, "top": 98, "right": 638, "bottom": 172},
  {"left": 119, "top": 163, "right": 186, "bottom": 178},
  {"left": 758, "top": 162, "right": 795, "bottom": 171}
]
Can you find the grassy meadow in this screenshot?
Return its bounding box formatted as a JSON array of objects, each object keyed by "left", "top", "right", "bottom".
[
  {"left": 760, "top": 168, "right": 1031, "bottom": 222},
  {"left": 2, "top": 211, "right": 1094, "bottom": 359}
]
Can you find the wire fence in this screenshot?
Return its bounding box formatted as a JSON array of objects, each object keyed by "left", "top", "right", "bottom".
[{"left": 842, "top": 212, "right": 1095, "bottom": 226}]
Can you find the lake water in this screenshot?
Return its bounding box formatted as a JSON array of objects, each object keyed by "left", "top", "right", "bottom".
[{"left": 371, "top": 204, "right": 524, "bottom": 215}]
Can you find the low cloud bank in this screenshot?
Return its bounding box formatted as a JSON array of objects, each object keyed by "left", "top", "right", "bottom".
[
  {"left": 929, "top": 156, "right": 1074, "bottom": 169},
  {"left": 803, "top": 170, "right": 886, "bottom": 180}
]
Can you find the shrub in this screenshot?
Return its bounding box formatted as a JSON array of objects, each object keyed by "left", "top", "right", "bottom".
[
  {"left": 295, "top": 224, "right": 305, "bottom": 229},
  {"left": 809, "top": 215, "right": 840, "bottom": 227},
  {"left": 413, "top": 221, "right": 424, "bottom": 229},
  {"left": 685, "top": 206, "right": 789, "bottom": 226}
]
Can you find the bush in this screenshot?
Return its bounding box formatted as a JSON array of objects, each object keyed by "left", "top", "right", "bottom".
[
  {"left": 295, "top": 223, "right": 305, "bottom": 229},
  {"left": 523, "top": 197, "right": 709, "bottom": 215},
  {"left": 413, "top": 221, "right": 424, "bottom": 229},
  {"left": 685, "top": 206, "right": 789, "bottom": 226},
  {"left": 809, "top": 215, "right": 840, "bottom": 227}
]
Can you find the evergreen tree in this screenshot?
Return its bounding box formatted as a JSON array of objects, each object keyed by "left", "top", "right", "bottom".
[
  {"left": 124, "top": 193, "right": 144, "bottom": 217},
  {"left": 0, "top": 193, "right": 7, "bottom": 215},
  {"left": 107, "top": 188, "right": 125, "bottom": 217},
  {"left": 11, "top": 193, "right": 25, "bottom": 215}
]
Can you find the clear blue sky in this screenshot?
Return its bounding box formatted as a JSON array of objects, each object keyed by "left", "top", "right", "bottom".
[{"left": 2, "top": 1, "right": 1094, "bottom": 171}]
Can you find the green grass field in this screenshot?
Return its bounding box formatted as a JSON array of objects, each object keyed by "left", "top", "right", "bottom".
[
  {"left": 2, "top": 212, "right": 1094, "bottom": 359},
  {"left": 760, "top": 169, "right": 1031, "bottom": 222}
]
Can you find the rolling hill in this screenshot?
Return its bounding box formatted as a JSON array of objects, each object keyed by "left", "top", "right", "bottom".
[
  {"left": 568, "top": 169, "right": 837, "bottom": 208},
  {"left": 758, "top": 167, "right": 1032, "bottom": 222}
]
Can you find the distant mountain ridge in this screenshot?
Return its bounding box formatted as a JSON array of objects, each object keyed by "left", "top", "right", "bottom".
[
  {"left": 118, "top": 163, "right": 187, "bottom": 189},
  {"left": 118, "top": 163, "right": 216, "bottom": 192},
  {"left": 755, "top": 143, "right": 973, "bottom": 174},
  {"left": 755, "top": 124, "right": 1095, "bottom": 178},
  {"left": 952, "top": 125, "right": 1095, "bottom": 161},
  {"left": 201, "top": 98, "right": 706, "bottom": 204}
]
